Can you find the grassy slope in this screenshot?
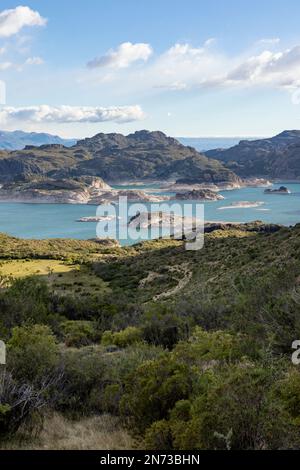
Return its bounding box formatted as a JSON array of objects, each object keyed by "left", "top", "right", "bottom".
[
  {"left": 1, "top": 224, "right": 300, "bottom": 315},
  {"left": 94, "top": 226, "right": 299, "bottom": 302},
  {"left": 0, "top": 234, "right": 117, "bottom": 295},
  {"left": 1, "top": 226, "right": 300, "bottom": 303},
  {"left": 0, "top": 233, "right": 122, "bottom": 261}
]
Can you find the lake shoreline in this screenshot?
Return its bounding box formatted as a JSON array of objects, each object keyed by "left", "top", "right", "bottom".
[{"left": 0, "top": 182, "right": 299, "bottom": 242}]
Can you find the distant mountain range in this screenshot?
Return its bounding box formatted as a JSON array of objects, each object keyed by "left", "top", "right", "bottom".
[
  {"left": 0, "top": 131, "right": 257, "bottom": 153},
  {"left": 0, "top": 130, "right": 76, "bottom": 150},
  {"left": 177, "top": 137, "right": 259, "bottom": 152},
  {"left": 206, "top": 130, "right": 300, "bottom": 179},
  {"left": 0, "top": 130, "right": 240, "bottom": 185},
  {"left": 1, "top": 129, "right": 300, "bottom": 184}
]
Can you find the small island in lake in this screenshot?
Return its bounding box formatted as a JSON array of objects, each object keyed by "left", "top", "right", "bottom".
[
  {"left": 264, "top": 186, "right": 291, "bottom": 194},
  {"left": 218, "top": 201, "right": 265, "bottom": 210},
  {"left": 173, "top": 189, "right": 224, "bottom": 201}
]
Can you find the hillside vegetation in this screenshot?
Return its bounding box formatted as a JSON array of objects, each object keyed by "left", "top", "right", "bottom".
[{"left": 1, "top": 225, "right": 300, "bottom": 449}]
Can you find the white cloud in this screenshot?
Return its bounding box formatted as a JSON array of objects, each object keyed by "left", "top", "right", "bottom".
[
  {"left": 79, "top": 39, "right": 300, "bottom": 101},
  {"left": 165, "top": 43, "right": 207, "bottom": 59},
  {"left": 87, "top": 42, "right": 153, "bottom": 69},
  {"left": 25, "top": 56, "right": 44, "bottom": 65},
  {"left": 0, "top": 6, "right": 46, "bottom": 38},
  {"left": 0, "top": 105, "right": 145, "bottom": 124},
  {"left": 0, "top": 46, "right": 6, "bottom": 55},
  {"left": 135, "top": 40, "right": 300, "bottom": 92},
  {"left": 225, "top": 46, "right": 300, "bottom": 88},
  {"left": 148, "top": 41, "right": 227, "bottom": 91},
  {"left": 0, "top": 61, "right": 13, "bottom": 70}
]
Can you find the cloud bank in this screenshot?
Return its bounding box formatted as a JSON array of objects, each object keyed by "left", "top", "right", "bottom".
[
  {"left": 0, "top": 105, "right": 145, "bottom": 124},
  {"left": 85, "top": 39, "right": 300, "bottom": 94},
  {"left": 151, "top": 42, "right": 300, "bottom": 91},
  {"left": 0, "top": 6, "right": 46, "bottom": 38}
]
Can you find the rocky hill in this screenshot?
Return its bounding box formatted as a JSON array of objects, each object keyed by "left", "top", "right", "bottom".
[
  {"left": 0, "top": 130, "right": 240, "bottom": 185},
  {"left": 206, "top": 130, "right": 300, "bottom": 179}
]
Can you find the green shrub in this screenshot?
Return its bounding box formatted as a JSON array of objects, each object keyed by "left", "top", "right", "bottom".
[
  {"left": 168, "top": 363, "right": 293, "bottom": 450},
  {"left": 144, "top": 420, "right": 173, "bottom": 450},
  {"left": 275, "top": 368, "right": 300, "bottom": 425},
  {"left": 99, "top": 383, "right": 122, "bottom": 415},
  {"left": 120, "top": 355, "right": 192, "bottom": 433},
  {"left": 7, "top": 325, "right": 59, "bottom": 383},
  {"left": 0, "top": 278, "right": 50, "bottom": 337},
  {"left": 58, "top": 346, "right": 107, "bottom": 414},
  {"left": 61, "top": 320, "right": 98, "bottom": 347},
  {"left": 101, "top": 330, "right": 114, "bottom": 346},
  {"left": 101, "top": 327, "right": 142, "bottom": 348},
  {"left": 141, "top": 309, "right": 190, "bottom": 349},
  {"left": 173, "top": 327, "right": 249, "bottom": 364}
]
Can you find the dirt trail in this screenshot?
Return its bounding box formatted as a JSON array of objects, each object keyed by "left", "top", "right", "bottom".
[{"left": 139, "top": 263, "right": 192, "bottom": 301}]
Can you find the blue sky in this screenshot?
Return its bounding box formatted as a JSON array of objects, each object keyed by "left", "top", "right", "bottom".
[{"left": 1, "top": 0, "right": 300, "bottom": 138}]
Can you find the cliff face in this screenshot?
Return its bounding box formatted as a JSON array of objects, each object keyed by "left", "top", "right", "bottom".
[
  {"left": 0, "top": 130, "right": 240, "bottom": 185},
  {"left": 205, "top": 130, "right": 300, "bottom": 179}
]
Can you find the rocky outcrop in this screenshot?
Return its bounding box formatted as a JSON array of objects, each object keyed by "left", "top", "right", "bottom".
[
  {"left": 128, "top": 211, "right": 198, "bottom": 232},
  {"left": 173, "top": 189, "right": 224, "bottom": 201},
  {"left": 264, "top": 186, "right": 291, "bottom": 194},
  {"left": 0, "top": 178, "right": 168, "bottom": 205},
  {"left": 0, "top": 177, "right": 109, "bottom": 204},
  {"left": 88, "top": 190, "right": 169, "bottom": 205}
]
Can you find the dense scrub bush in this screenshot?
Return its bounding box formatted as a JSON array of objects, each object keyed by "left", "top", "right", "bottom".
[
  {"left": 275, "top": 368, "right": 300, "bottom": 425},
  {"left": 101, "top": 327, "right": 142, "bottom": 348},
  {"left": 99, "top": 343, "right": 165, "bottom": 414},
  {"left": 0, "top": 278, "right": 50, "bottom": 337},
  {"left": 57, "top": 347, "right": 107, "bottom": 414},
  {"left": 7, "top": 325, "right": 59, "bottom": 384},
  {"left": 173, "top": 327, "right": 258, "bottom": 364},
  {"left": 141, "top": 308, "right": 190, "bottom": 349},
  {"left": 169, "top": 364, "right": 274, "bottom": 449},
  {"left": 61, "top": 320, "right": 99, "bottom": 347},
  {"left": 120, "top": 355, "right": 193, "bottom": 433},
  {"left": 144, "top": 420, "right": 173, "bottom": 450}
]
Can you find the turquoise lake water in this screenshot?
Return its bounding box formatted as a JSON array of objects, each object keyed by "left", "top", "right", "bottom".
[{"left": 0, "top": 183, "right": 300, "bottom": 245}]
